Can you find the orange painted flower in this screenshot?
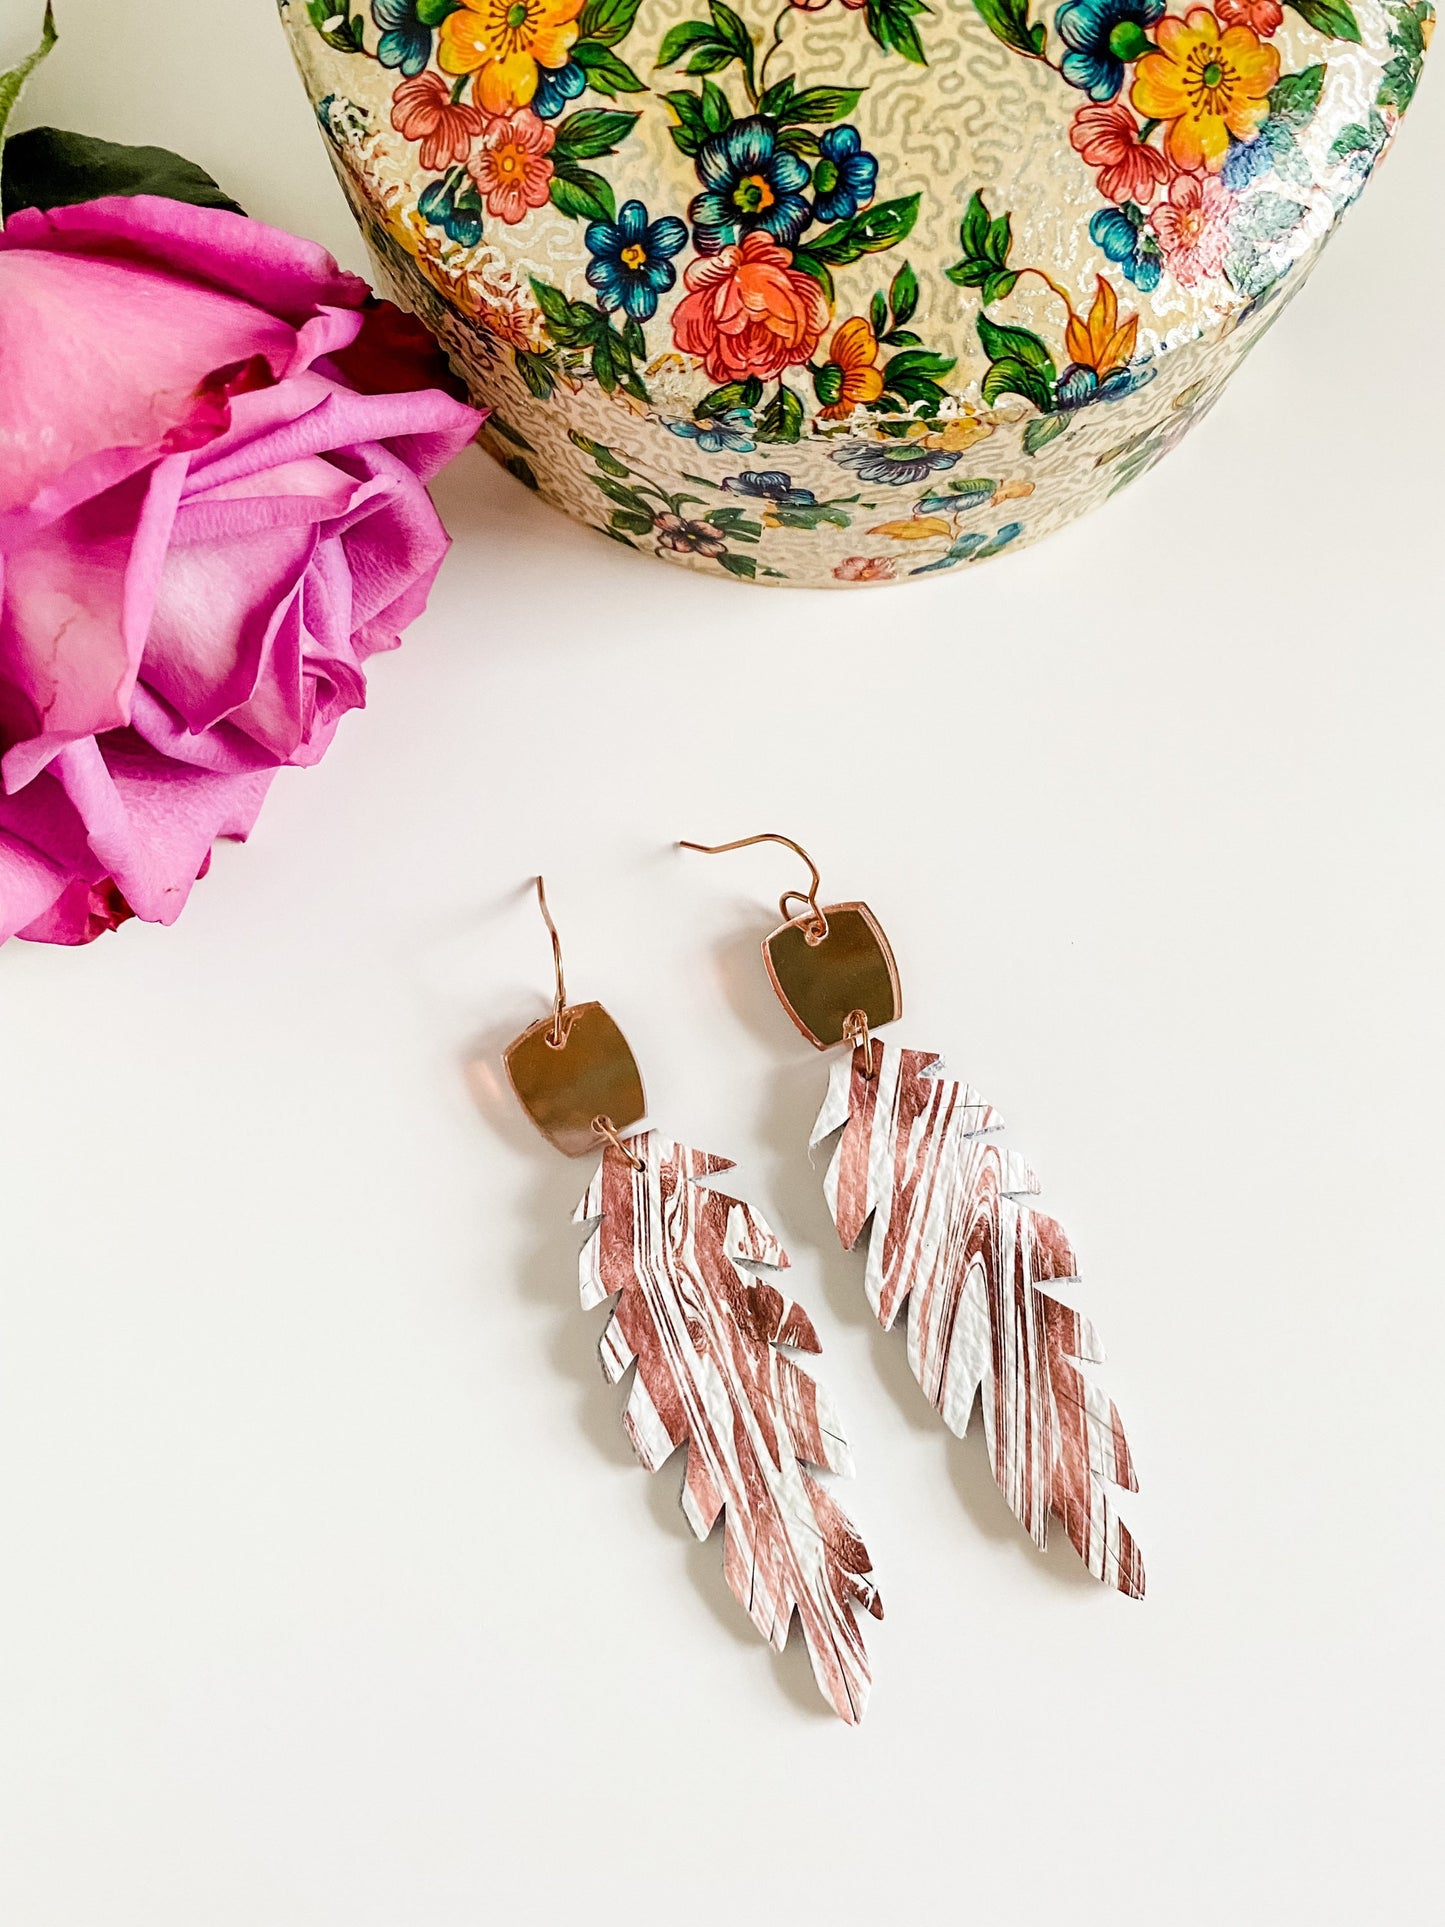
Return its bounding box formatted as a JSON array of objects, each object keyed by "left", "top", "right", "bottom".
[
  {"left": 391, "top": 71, "right": 485, "bottom": 172},
  {"left": 834, "top": 555, "right": 895, "bottom": 582},
  {"left": 1131, "top": 10, "right": 1279, "bottom": 173},
  {"left": 466, "top": 111, "right": 555, "bottom": 225},
  {"left": 438, "top": 0, "right": 584, "bottom": 116},
  {"left": 1069, "top": 102, "right": 1172, "bottom": 206},
  {"left": 1064, "top": 276, "right": 1139, "bottom": 378},
  {"left": 671, "top": 232, "right": 830, "bottom": 385},
  {"left": 815, "top": 316, "right": 885, "bottom": 419},
  {"left": 1215, "top": 0, "right": 1283, "bottom": 31}
]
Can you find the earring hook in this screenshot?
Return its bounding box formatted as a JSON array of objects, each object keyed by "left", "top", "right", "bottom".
[
  {"left": 678, "top": 832, "right": 828, "bottom": 940},
  {"left": 533, "top": 875, "right": 570, "bottom": 1047}
]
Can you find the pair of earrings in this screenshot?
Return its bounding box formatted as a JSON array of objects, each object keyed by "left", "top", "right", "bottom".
[{"left": 502, "top": 834, "right": 1142, "bottom": 1726}]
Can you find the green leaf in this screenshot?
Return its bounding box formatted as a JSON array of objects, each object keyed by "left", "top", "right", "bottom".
[
  {"left": 779, "top": 87, "right": 864, "bottom": 124},
  {"left": 805, "top": 193, "right": 920, "bottom": 265},
  {"left": 869, "top": 289, "right": 888, "bottom": 335},
  {"left": 548, "top": 163, "right": 616, "bottom": 222},
  {"left": 530, "top": 277, "right": 598, "bottom": 343},
  {"left": 789, "top": 248, "right": 834, "bottom": 299},
  {"left": 416, "top": 0, "right": 464, "bottom": 24},
  {"left": 985, "top": 213, "right": 1011, "bottom": 266},
  {"left": 657, "top": 21, "right": 720, "bottom": 65},
  {"left": 569, "top": 429, "right": 630, "bottom": 475},
  {"left": 1, "top": 125, "right": 244, "bottom": 221},
  {"left": 515, "top": 349, "right": 557, "bottom": 399},
  {"left": 1022, "top": 413, "right": 1070, "bottom": 455},
  {"left": 490, "top": 415, "right": 537, "bottom": 451},
  {"left": 971, "top": 0, "right": 1043, "bottom": 57},
  {"left": 1284, "top": 0, "right": 1362, "bottom": 41},
  {"left": 1328, "top": 118, "right": 1380, "bottom": 162},
  {"left": 777, "top": 125, "right": 821, "bottom": 159},
  {"left": 981, "top": 356, "right": 1054, "bottom": 412},
  {"left": 594, "top": 474, "right": 649, "bottom": 511},
  {"left": 759, "top": 76, "right": 796, "bottom": 117},
  {"left": 307, "top": 2, "right": 366, "bottom": 50},
  {"left": 0, "top": 1, "right": 57, "bottom": 209},
  {"left": 864, "top": 0, "right": 931, "bottom": 65},
  {"left": 697, "top": 377, "right": 764, "bottom": 415},
  {"left": 1269, "top": 63, "right": 1327, "bottom": 128},
  {"left": 662, "top": 89, "right": 708, "bottom": 155},
  {"left": 960, "top": 190, "right": 990, "bottom": 261},
  {"left": 718, "top": 552, "right": 758, "bottom": 580},
  {"left": 977, "top": 314, "right": 1055, "bottom": 377},
  {"left": 623, "top": 316, "right": 646, "bottom": 362},
  {"left": 982, "top": 268, "right": 1018, "bottom": 304},
  {"left": 700, "top": 79, "right": 733, "bottom": 131},
  {"left": 590, "top": 330, "right": 619, "bottom": 390},
  {"left": 708, "top": 0, "right": 754, "bottom": 58},
  {"left": 885, "top": 349, "right": 955, "bottom": 379},
  {"left": 572, "top": 43, "right": 648, "bottom": 94},
  {"left": 552, "top": 109, "right": 640, "bottom": 160},
  {"left": 756, "top": 383, "right": 805, "bottom": 444},
  {"left": 945, "top": 258, "right": 988, "bottom": 287},
  {"left": 576, "top": 0, "right": 642, "bottom": 44},
  {"left": 1233, "top": 191, "right": 1307, "bottom": 243},
  {"left": 889, "top": 259, "right": 918, "bottom": 325},
  {"left": 610, "top": 508, "right": 655, "bottom": 537},
  {"left": 686, "top": 45, "right": 738, "bottom": 75}
]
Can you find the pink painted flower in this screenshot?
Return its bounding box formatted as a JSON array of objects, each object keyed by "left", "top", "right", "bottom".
[
  {"left": 1216, "top": 0, "right": 1284, "bottom": 33},
  {"left": 392, "top": 69, "right": 485, "bottom": 171},
  {"left": 672, "top": 231, "right": 830, "bottom": 385},
  {"left": 0, "top": 197, "right": 480, "bottom": 946},
  {"left": 834, "top": 555, "right": 895, "bottom": 583},
  {"left": 1149, "top": 170, "right": 1234, "bottom": 287},
  {"left": 1070, "top": 102, "right": 1172, "bottom": 206},
  {"left": 466, "top": 110, "right": 555, "bottom": 225}
]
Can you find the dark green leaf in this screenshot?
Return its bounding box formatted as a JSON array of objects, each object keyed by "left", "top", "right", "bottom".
[
  {"left": 662, "top": 89, "right": 707, "bottom": 155},
  {"left": 490, "top": 415, "right": 537, "bottom": 451},
  {"left": 971, "top": 0, "right": 1043, "bottom": 56},
  {"left": 610, "top": 508, "right": 655, "bottom": 536},
  {"left": 759, "top": 77, "right": 796, "bottom": 117},
  {"left": 700, "top": 79, "right": 733, "bottom": 129},
  {"left": 552, "top": 109, "right": 640, "bottom": 160},
  {"left": 889, "top": 259, "right": 918, "bottom": 326},
  {"left": 779, "top": 87, "right": 864, "bottom": 123},
  {"left": 869, "top": 290, "right": 888, "bottom": 335},
  {"left": 416, "top": 0, "right": 464, "bottom": 24},
  {"left": 623, "top": 316, "right": 646, "bottom": 362},
  {"left": 590, "top": 331, "right": 619, "bottom": 390},
  {"left": 985, "top": 213, "right": 1011, "bottom": 266},
  {"left": 757, "top": 383, "right": 805, "bottom": 444},
  {"left": 885, "top": 349, "right": 956, "bottom": 379},
  {"left": 548, "top": 163, "right": 616, "bottom": 222},
  {"left": 980, "top": 356, "right": 1054, "bottom": 412},
  {"left": 806, "top": 193, "right": 920, "bottom": 264},
  {"left": 656, "top": 21, "right": 720, "bottom": 65},
  {"left": 530, "top": 277, "right": 598, "bottom": 343},
  {"left": 0, "top": 2, "right": 56, "bottom": 183},
  {"left": 1284, "top": 0, "right": 1362, "bottom": 41},
  {"left": 708, "top": 0, "right": 754, "bottom": 56},
  {"left": 789, "top": 249, "right": 834, "bottom": 299},
  {"left": 572, "top": 43, "right": 648, "bottom": 94},
  {"left": 777, "top": 125, "right": 822, "bottom": 159},
  {"left": 982, "top": 268, "right": 1018, "bottom": 304},
  {"left": 2, "top": 126, "right": 244, "bottom": 220},
  {"left": 697, "top": 376, "right": 763, "bottom": 414},
  {"left": 686, "top": 45, "right": 738, "bottom": 75},
  {"left": 1328, "top": 118, "right": 1379, "bottom": 161},
  {"left": 960, "top": 190, "right": 990, "bottom": 261},
  {"left": 576, "top": 0, "right": 642, "bottom": 44},
  {"left": 516, "top": 349, "right": 557, "bottom": 399},
  {"left": 718, "top": 552, "right": 758, "bottom": 579},
  {"left": 977, "top": 314, "right": 1055, "bottom": 377},
  {"left": 945, "top": 257, "right": 989, "bottom": 287},
  {"left": 1022, "top": 413, "right": 1070, "bottom": 454},
  {"left": 1269, "top": 63, "right": 1327, "bottom": 128},
  {"left": 864, "top": 0, "right": 930, "bottom": 65}
]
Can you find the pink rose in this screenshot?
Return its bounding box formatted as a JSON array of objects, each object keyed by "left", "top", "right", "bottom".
[{"left": 0, "top": 195, "right": 481, "bottom": 946}]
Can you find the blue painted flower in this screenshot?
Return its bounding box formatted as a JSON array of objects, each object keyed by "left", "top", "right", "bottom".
[
  {"left": 811, "top": 126, "right": 877, "bottom": 226},
  {"left": 585, "top": 201, "right": 688, "bottom": 322},
  {"left": 532, "top": 58, "right": 586, "bottom": 122},
  {"left": 721, "top": 471, "right": 818, "bottom": 507},
  {"left": 1090, "top": 205, "right": 1163, "bottom": 293},
  {"left": 418, "top": 173, "right": 484, "bottom": 249},
  {"left": 689, "top": 116, "right": 813, "bottom": 254},
  {"left": 1222, "top": 133, "right": 1275, "bottom": 191},
  {"left": 1054, "top": 359, "right": 1156, "bottom": 411},
  {"left": 1057, "top": 0, "right": 1165, "bottom": 104},
  {"left": 833, "top": 441, "right": 961, "bottom": 487},
  {"left": 372, "top": 0, "right": 432, "bottom": 78},
  {"left": 666, "top": 410, "right": 756, "bottom": 455}
]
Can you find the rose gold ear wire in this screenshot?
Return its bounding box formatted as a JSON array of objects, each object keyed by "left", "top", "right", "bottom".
[
  {"left": 534, "top": 874, "right": 571, "bottom": 1048},
  {"left": 677, "top": 832, "right": 829, "bottom": 942}
]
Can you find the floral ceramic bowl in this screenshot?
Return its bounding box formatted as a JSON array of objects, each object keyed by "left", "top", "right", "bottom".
[{"left": 280, "top": 0, "right": 1431, "bottom": 586}]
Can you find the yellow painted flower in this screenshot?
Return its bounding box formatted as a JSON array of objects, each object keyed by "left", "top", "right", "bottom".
[
  {"left": 1131, "top": 10, "right": 1279, "bottom": 173},
  {"left": 1064, "top": 276, "right": 1139, "bottom": 379},
  {"left": 927, "top": 414, "right": 995, "bottom": 453},
  {"left": 990, "top": 478, "right": 1035, "bottom": 505},
  {"left": 815, "top": 316, "right": 885, "bottom": 419},
  {"left": 869, "top": 516, "right": 953, "bottom": 540},
  {"left": 439, "top": 0, "right": 585, "bottom": 116}
]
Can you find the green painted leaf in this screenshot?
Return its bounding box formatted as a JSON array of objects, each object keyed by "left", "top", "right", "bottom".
[
  {"left": 1284, "top": 0, "right": 1362, "bottom": 40},
  {"left": 577, "top": 0, "right": 642, "bottom": 44},
  {"left": 864, "top": 0, "right": 930, "bottom": 64},
  {"left": 552, "top": 109, "right": 640, "bottom": 160},
  {"left": 960, "top": 190, "right": 990, "bottom": 260},
  {"left": 977, "top": 315, "right": 1055, "bottom": 377},
  {"left": 697, "top": 376, "right": 764, "bottom": 415},
  {"left": 806, "top": 193, "right": 920, "bottom": 264},
  {"left": 700, "top": 79, "right": 733, "bottom": 131},
  {"left": 718, "top": 552, "right": 758, "bottom": 579},
  {"left": 759, "top": 76, "right": 796, "bottom": 117},
  {"left": 780, "top": 87, "right": 865, "bottom": 123},
  {"left": 656, "top": 21, "right": 719, "bottom": 65},
  {"left": 548, "top": 163, "right": 616, "bottom": 222},
  {"left": 1269, "top": 63, "right": 1327, "bottom": 128},
  {"left": 572, "top": 43, "right": 648, "bottom": 94},
  {"left": 971, "top": 0, "right": 1042, "bottom": 56},
  {"left": 757, "top": 383, "right": 805, "bottom": 444},
  {"left": 416, "top": 0, "right": 463, "bottom": 24},
  {"left": 980, "top": 356, "right": 1054, "bottom": 412},
  {"left": 708, "top": 0, "right": 755, "bottom": 56},
  {"left": 516, "top": 349, "right": 556, "bottom": 399},
  {"left": 2, "top": 126, "right": 244, "bottom": 221},
  {"left": 982, "top": 268, "right": 1018, "bottom": 304},
  {"left": 686, "top": 46, "right": 737, "bottom": 75},
  {"left": 1233, "top": 191, "right": 1307, "bottom": 243},
  {"left": 889, "top": 259, "right": 918, "bottom": 326},
  {"left": 662, "top": 89, "right": 707, "bottom": 155},
  {"left": 610, "top": 508, "right": 655, "bottom": 536},
  {"left": 1022, "top": 413, "right": 1070, "bottom": 454},
  {"left": 789, "top": 249, "right": 835, "bottom": 299},
  {"left": 530, "top": 277, "right": 598, "bottom": 343}
]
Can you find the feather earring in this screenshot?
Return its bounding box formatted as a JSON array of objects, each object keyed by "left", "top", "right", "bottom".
[
  {"left": 502, "top": 878, "right": 882, "bottom": 1722},
  {"left": 680, "top": 835, "right": 1145, "bottom": 1600}
]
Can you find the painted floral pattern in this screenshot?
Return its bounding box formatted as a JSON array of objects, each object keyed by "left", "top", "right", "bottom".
[{"left": 286, "top": 0, "right": 1433, "bottom": 583}]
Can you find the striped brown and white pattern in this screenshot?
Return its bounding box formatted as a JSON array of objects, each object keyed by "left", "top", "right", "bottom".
[
  {"left": 812, "top": 1044, "right": 1144, "bottom": 1599},
  {"left": 575, "top": 1131, "right": 883, "bottom": 1722}
]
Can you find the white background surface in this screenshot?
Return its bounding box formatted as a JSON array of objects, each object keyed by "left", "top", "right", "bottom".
[{"left": 2, "top": 2, "right": 1442, "bottom": 1921}]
